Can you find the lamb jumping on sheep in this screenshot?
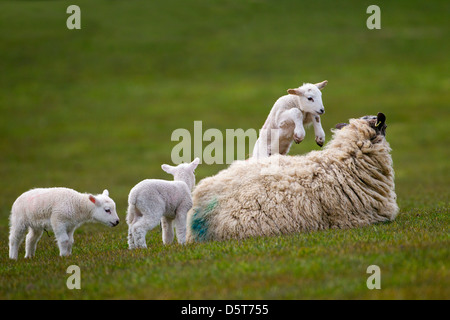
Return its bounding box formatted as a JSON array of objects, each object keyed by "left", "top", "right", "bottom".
[
  {"left": 126, "top": 158, "right": 199, "bottom": 249},
  {"left": 252, "top": 81, "right": 328, "bottom": 159},
  {"left": 9, "top": 188, "right": 119, "bottom": 259},
  {"left": 187, "top": 113, "right": 398, "bottom": 242}
]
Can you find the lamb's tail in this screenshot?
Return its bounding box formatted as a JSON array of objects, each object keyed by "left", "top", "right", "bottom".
[{"left": 126, "top": 201, "right": 142, "bottom": 225}]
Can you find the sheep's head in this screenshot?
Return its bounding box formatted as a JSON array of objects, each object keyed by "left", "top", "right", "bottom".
[
  {"left": 162, "top": 157, "right": 200, "bottom": 190},
  {"left": 88, "top": 189, "right": 120, "bottom": 227},
  {"left": 287, "top": 80, "right": 327, "bottom": 115},
  {"left": 335, "top": 112, "right": 387, "bottom": 142}
]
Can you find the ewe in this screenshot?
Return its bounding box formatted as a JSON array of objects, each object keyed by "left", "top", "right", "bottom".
[
  {"left": 252, "top": 81, "right": 328, "bottom": 158},
  {"left": 187, "top": 113, "right": 398, "bottom": 242},
  {"left": 127, "top": 158, "right": 199, "bottom": 249},
  {"left": 9, "top": 188, "right": 119, "bottom": 259}
]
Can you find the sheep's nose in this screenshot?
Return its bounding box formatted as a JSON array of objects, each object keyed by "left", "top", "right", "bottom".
[
  {"left": 319, "top": 109, "right": 325, "bottom": 114},
  {"left": 112, "top": 220, "right": 119, "bottom": 227}
]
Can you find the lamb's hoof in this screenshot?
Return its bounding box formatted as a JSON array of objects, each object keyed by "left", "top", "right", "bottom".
[
  {"left": 293, "top": 135, "right": 304, "bottom": 144},
  {"left": 315, "top": 137, "right": 324, "bottom": 147}
]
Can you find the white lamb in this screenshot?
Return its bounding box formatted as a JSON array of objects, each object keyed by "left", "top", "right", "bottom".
[
  {"left": 126, "top": 158, "right": 200, "bottom": 249},
  {"left": 9, "top": 188, "right": 119, "bottom": 259},
  {"left": 252, "top": 80, "right": 328, "bottom": 158}
]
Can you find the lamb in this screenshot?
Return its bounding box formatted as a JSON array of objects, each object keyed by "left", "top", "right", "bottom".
[
  {"left": 126, "top": 158, "right": 200, "bottom": 249},
  {"left": 187, "top": 113, "right": 398, "bottom": 242},
  {"left": 9, "top": 188, "right": 119, "bottom": 259},
  {"left": 252, "top": 80, "right": 328, "bottom": 159}
]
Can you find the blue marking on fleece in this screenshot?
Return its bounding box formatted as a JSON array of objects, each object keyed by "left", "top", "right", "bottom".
[{"left": 190, "top": 198, "right": 218, "bottom": 242}]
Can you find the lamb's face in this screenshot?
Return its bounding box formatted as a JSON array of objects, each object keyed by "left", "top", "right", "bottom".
[
  {"left": 287, "top": 81, "right": 327, "bottom": 116},
  {"left": 89, "top": 190, "right": 120, "bottom": 227}
]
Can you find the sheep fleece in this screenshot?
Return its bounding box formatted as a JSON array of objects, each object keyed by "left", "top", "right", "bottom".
[{"left": 186, "top": 118, "right": 398, "bottom": 242}]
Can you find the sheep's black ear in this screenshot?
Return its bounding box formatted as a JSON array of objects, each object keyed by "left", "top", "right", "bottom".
[
  {"left": 375, "top": 112, "right": 387, "bottom": 136},
  {"left": 376, "top": 113, "right": 386, "bottom": 128},
  {"left": 335, "top": 123, "right": 348, "bottom": 130}
]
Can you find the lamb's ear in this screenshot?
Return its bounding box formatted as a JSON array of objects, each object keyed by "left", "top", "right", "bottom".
[
  {"left": 315, "top": 80, "right": 328, "bottom": 90},
  {"left": 190, "top": 157, "right": 200, "bottom": 171},
  {"left": 161, "top": 164, "right": 175, "bottom": 175},
  {"left": 88, "top": 195, "right": 97, "bottom": 205},
  {"left": 287, "top": 88, "right": 303, "bottom": 96},
  {"left": 102, "top": 189, "right": 109, "bottom": 197},
  {"left": 335, "top": 123, "right": 348, "bottom": 130}
]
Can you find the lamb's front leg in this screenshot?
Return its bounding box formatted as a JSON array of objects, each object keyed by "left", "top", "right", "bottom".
[
  {"left": 312, "top": 115, "right": 326, "bottom": 147},
  {"left": 54, "top": 227, "right": 71, "bottom": 257},
  {"left": 278, "top": 108, "right": 305, "bottom": 144}
]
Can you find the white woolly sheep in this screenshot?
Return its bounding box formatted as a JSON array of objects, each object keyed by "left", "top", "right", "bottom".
[
  {"left": 127, "top": 158, "right": 200, "bottom": 249},
  {"left": 187, "top": 113, "right": 398, "bottom": 242},
  {"left": 252, "top": 80, "right": 328, "bottom": 159},
  {"left": 9, "top": 188, "right": 119, "bottom": 259}
]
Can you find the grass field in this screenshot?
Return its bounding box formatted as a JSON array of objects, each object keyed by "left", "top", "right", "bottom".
[{"left": 0, "top": 0, "right": 448, "bottom": 299}]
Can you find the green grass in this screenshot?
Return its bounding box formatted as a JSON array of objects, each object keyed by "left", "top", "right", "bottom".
[{"left": 0, "top": 0, "right": 449, "bottom": 299}]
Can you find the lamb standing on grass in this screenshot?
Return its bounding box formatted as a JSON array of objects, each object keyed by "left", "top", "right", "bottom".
[
  {"left": 9, "top": 188, "right": 119, "bottom": 259},
  {"left": 252, "top": 81, "right": 328, "bottom": 158},
  {"left": 127, "top": 158, "right": 199, "bottom": 249},
  {"left": 187, "top": 113, "right": 398, "bottom": 242}
]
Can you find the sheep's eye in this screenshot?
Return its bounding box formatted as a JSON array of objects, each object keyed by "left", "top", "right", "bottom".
[
  {"left": 105, "top": 208, "right": 111, "bottom": 214},
  {"left": 307, "top": 97, "right": 314, "bottom": 102}
]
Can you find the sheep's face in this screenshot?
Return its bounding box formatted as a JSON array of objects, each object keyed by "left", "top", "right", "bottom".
[
  {"left": 161, "top": 157, "right": 200, "bottom": 190},
  {"left": 89, "top": 189, "right": 120, "bottom": 227},
  {"left": 287, "top": 80, "right": 327, "bottom": 115},
  {"left": 336, "top": 112, "right": 387, "bottom": 138},
  {"left": 361, "top": 113, "right": 387, "bottom": 137}
]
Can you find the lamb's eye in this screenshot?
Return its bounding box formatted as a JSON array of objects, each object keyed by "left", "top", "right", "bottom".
[
  {"left": 307, "top": 97, "right": 314, "bottom": 102},
  {"left": 105, "top": 208, "right": 111, "bottom": 214}
]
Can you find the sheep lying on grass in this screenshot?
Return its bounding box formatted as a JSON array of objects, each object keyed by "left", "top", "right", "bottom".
[
  {"left": 9, "top": 188, "right": 119, "bottom": 259},
  {"left": 127, "top": 158, "right": 199, "bottom": 249},
  {"left": 252, "top": 80, "right": 328, "bottom": 158},
  {"left": 187, "top": 113, "right": 398, "bottom": 242}
]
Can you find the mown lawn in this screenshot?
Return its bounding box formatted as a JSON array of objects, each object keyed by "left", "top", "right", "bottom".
[{"left": 0, "top": 0, "right": 448, "bottom": 299}]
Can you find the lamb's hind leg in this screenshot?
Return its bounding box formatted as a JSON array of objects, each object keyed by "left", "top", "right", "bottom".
[
  {"left": 174, "top": 202, "right": 191, "bottom": 245},
  {"left": 9, "top": 224, "right": 27, "bottom": 260},
  {"left": 131, "top": 207, "right": 163, "bottom": 249},
  {"left": 127, "top": 204, "right": 141, "bottom": 249},
  {"left": 25, "top": 227, "right": 44, "bottom": 258},
  {"left": 161, "top": 216, "right": 174, "bottom": 245}
]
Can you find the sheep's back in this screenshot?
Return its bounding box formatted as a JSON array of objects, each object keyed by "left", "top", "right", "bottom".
[{"left": 187, "top": 145, "right": 398, "bottom": 242}]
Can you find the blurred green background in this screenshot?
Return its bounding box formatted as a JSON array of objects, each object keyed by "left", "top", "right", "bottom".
[{"left": 0, "top": 0, "right": 448, "bottom": 299}]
